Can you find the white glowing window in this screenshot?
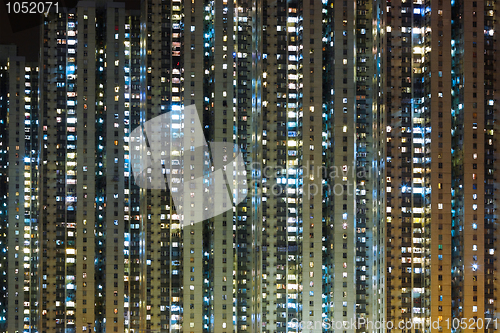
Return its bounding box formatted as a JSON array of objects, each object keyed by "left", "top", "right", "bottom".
[
  {"left": 438, "top": 203, "right": 443, "bottom": 210},
  {"left": 473, "top": 245, "right": 478, "bottom": 251}
]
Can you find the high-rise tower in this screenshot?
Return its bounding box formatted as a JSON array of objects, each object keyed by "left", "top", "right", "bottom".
[
  {"left": 322, "top": 1, "right": 385, "bottom": 332},
  {"left": 379, "top": 0, "right": 500, "bottom": 332},
  {"left": 38, "top": 2, "right": 136, "bottom": 332},
  {"left": 138, "top": 0, "right": 261, "bottom": 331},
  {"left": 0, "top": 44, "right": 39, "bottom": 333}
]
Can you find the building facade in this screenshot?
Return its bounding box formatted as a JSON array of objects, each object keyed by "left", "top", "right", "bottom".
[
  {"left": 0, "top": 0, "right": 498, "bottom": 332},
  {"left": 0, "top": 45, "right": 39, "bottom": 333},
  {"left": 38, "top": 2, "right": 132, "bottom": 332}
]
